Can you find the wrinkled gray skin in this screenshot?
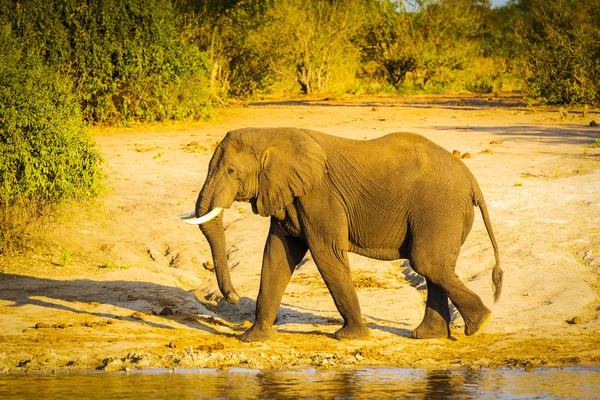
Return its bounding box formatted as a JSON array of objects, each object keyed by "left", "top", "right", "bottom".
[{"left": 195, "top": 127, "right": 502, "bottom": 342}]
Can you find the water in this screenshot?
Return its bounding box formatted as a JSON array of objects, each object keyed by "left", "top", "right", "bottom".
[{"left": 0, "top": 367, "right": 598, "bottom": 399}]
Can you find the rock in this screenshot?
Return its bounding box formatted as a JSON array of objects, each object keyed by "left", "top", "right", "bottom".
[
  {"left": 462, "top": 152, "right": 472, "bottom": 159},
  {"left": 371, "top": 107, "right": 379, "bottom": 112},
  {"left": 489, "top": 140, "right": 503, "bottom": 145},
  {"left": 168, "top": 341, "right": 179, "bottom": 349},
  {"left": 452, "top": 150, "right": 461, "bottom": 157},
  {"left": 131, "top": 311, "right": 143, "bottom": 319},
  {"left": 203, "top": 260, "right": 214, "bottom": 271},
  {"left": 590, "top": 120, "right": 598, "bottom": 127},
  {"left": 570, "top": 316, "right": 582, "bottom": 325},
  {"left": 35, "top": 322, "right": 50, "bottom": 329},
  {"left": 98, "top": 357, "right": 124, "bottom": 372},
  {"left": 159, "top": 307, "right": 174, "bottom": 316}
]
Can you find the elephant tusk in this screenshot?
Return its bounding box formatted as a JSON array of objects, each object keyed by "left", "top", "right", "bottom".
[{"left": 177, "top": 207, "right": 223, "bottom": 225}]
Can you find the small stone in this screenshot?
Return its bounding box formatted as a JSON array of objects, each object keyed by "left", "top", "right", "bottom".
[
  {"left": 371, "top": 107, "right": 379, "bottom": 111},
  {"left": 35, "top": 322, "right": 50, "bottom": 329},
  {"left": 188, "top": 141, "right": 199, "bottom": 146},
  {"left": 570, "top": 316, "right": 582, "bottom": 324},
  {"left": 489, "top": 140, "right": 503, "bottom": 145},
  {"left": 131, "top": 311, "right": 143, "bottom": 319},
  {"left": 203, "top": 260, "right": 214, "bottom": 271},
  {"left": 168, "top": 341, "right": 179, "bottom": 349},
  {"left": 452, "top": 150, "right": 461, "bottom": 157},
  {"left": 462, "top": 152, "right": 472, "bottom": 159},
  {"left": 159, "top": 307, "right": 174, "bottom": 316},
  {"left": 590, "top": 120, "right": 598, "bottom": 127}
]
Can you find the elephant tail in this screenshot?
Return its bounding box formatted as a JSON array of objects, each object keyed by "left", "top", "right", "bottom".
[{"left": 473, "top": 186, "right": 503, "bottom": 302}]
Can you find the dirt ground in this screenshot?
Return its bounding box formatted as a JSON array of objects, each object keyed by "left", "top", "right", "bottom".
[{"left": 1, "top": 94, "right": 600, "bottom": 373}]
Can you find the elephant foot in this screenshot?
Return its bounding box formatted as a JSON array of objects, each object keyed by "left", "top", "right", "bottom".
[
  {"left": 333, "top": 323, "right": 370, "bottom": 340},
  {"left": 464, "top": 307, "right": 492, "bottom": 336},
  {"left": 240, "top": 324, "right": 277, "bottom": 342},
  {"left": 412, "top": 320, "right": 449, "bottom": 339}
]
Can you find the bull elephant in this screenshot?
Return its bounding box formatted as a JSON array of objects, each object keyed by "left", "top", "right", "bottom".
[{"left": 179, "top": 127, "right": 502, "bottom": 342}]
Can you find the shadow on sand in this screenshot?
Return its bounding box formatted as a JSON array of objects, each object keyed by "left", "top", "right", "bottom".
[{"left": 0, "top": 274, "right": 417, "bottom": 339}]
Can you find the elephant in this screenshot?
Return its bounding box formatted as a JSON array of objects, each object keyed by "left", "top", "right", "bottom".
[{"left": 179, "top": 127, "right": 502, "bottom": 342}]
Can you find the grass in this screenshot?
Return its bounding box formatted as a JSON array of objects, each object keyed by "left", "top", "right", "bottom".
[
  {"left": 99, "top": 260, "right": 130, "bottom": 270},
  {"left": 58, "top": 249, "right": 72, "bottom": 267}
]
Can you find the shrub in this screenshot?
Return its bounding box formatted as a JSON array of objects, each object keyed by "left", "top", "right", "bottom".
[
  {"left": 514, "top": 0, "right": 600, "bottom": 104},
  {"left": 2, "top": 0, "right": 212, "bottom": 124},
  {"left": 0, "top": 23, "right": 103, "bottom": 253}
]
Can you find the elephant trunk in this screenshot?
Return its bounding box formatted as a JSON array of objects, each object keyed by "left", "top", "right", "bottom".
[{"left": 196, "top": 185, "right": 240, "bottom": 305}]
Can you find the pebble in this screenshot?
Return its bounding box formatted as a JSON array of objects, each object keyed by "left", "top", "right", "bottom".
[
  {"left": 590, "top": 120, "right": 598, "bottom": 127},
  {"left": 35, "top": 322, "right": 50, "bottom": 329},
  {"left": 453, "top": 150, "right": 461, "bottom": 157},
  {"left": 570, "top": 316, "right": 582, "bottom": 324},
  {"left": 462, "top": 152, "right": 472, "bottom": 159},
  {"left": 203, "top": 260, "right": 214, "bottom": 271}
]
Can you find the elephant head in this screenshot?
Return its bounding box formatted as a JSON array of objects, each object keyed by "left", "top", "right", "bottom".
[{"left": 179, "top": 128, "right": 327, "bottom": 304}]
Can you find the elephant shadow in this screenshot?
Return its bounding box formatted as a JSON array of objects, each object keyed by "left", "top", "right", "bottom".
[
  {"left": 0, "top": 274, "right": 410, "bottom": 338},
  {"left": 0, "top": 274, "right": 420, "bottom": 339}
]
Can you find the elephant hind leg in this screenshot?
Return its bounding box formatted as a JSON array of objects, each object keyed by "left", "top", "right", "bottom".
[
  {"left": 410, "top": 230, "right": 490, "bottom": 337},
  {"left": 412, "top": 280, "right": 451, "bottom": 339}
]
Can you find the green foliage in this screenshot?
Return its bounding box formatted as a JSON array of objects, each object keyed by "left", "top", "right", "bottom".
[
  {"left": 513, "top": 0, "right": 600, "bottom": 104},
  {"left": 0, "top": 23, "right": 104, "bottom": 206},
  {"left": 58, "top": 249, "right": 72, "bottom": 267},
  {"left": 0, "top": 22, "right": 104, "bottom": 254},
  {"left": 2, "top": 0, "right": 212, "bottom": 123}
]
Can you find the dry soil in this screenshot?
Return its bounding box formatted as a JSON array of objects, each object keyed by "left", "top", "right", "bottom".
[{"left": 1, "top": 94, "right": 599, "bottom": 373}]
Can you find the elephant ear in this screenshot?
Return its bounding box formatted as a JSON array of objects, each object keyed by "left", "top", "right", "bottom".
[{"left": 256, "top": 128, "right": 327, "bottom": 217}]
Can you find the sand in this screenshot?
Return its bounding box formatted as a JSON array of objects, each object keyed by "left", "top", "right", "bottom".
[{"left": 1, "top": 94, "right": 599, "bottom": 373}]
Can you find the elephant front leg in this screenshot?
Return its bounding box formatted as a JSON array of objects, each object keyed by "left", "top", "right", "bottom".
[
  {"left": 240, "top": 228, "right": 307, "bottom": 343},
  {"left": 413, "top": 280, "right": 451, "bottom": 339},
  {"left": 311, "top": 248, "right": 370, "bottom": 340}
]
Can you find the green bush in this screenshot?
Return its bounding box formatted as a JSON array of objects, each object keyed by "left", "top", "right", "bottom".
[
  {"left": 0, "top": 23, "right": 104, "bottom": 253},
  {"left": 514, "top": 0, "right": 600, "bottom": 104},
  {"left": 2, "top": 0, "right": 212, "bottom": 123}
]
